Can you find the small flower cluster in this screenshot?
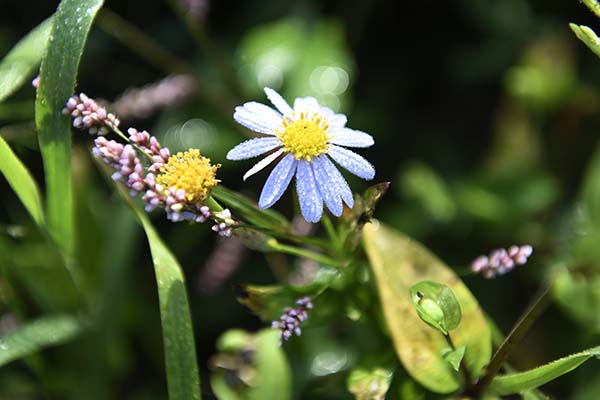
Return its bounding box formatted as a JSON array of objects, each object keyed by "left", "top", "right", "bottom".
[
  {"left": 471, "top": 245, "right": 533, "bottom": 279},
  {"left": 63, "top": 93, "right": 120, "bottom": 135},
  {"left": 112, "top": 75, "right": 197, "bottom": 121},
  {"left": 178, "top": 0, "right": 209, "bottom": 21},
  {"left": 272, "top": 297, "right": 313, "bottom": 344},
  {"left": 92, "top": 136, "right": 146, "bottom": 196},
  {"left": 65, "top": 92, "right": 235, "bottom": 236}
]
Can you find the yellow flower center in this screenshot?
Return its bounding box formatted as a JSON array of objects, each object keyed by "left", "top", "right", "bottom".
[
  {"left": 156, "top": 149, "right": 220, "bottom": 203},
  {"left": 276, "top": 111, "right": 329, "bottom": 161}
]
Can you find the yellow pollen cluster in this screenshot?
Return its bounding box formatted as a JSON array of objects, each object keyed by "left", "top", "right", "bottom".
[
  {"left": 276, "top": 111, "right": 329, "bottom": 161},
  {"left": 156, "top": 149, "right": 220, "bottom": 203}
]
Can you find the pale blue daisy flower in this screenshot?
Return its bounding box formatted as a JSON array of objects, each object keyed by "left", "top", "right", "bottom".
[{"left": 227, "top": 87, "right": 375, "bottom": 222}]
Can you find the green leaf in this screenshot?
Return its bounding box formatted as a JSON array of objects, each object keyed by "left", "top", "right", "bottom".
[
  {"left": 248, "top": 330, "right": 291, "bottom": 400},
  {"left": 133, "top": 209, "right": 202, "bottom": 400},
  {"left": 35, "top": 0, "right": 104, "bottom": 259},
  {"left": 570, "top": 24, "right": 600, "bottom": 59},
  {"left": 212, "top": 186, "right": 291, "bottom": 233},
  {"left": 362, "top": 222, "right": 491, "bottom": 394},
  {"left": 0, "top": 18, "right": 51, "bottom": 103},
  {"left": 582, "top": 0, "right": 600, "bottom": 18},
  {"left": 409, "top": 281, "right": 462, "bottom": 335},
  {"left": 210, "top": 329, "right": 290, "bottom": 400},
  {"left": 0, "top": 134, "right": 45, "bottom": 227},
  {"left": 0, "top": 314, "right": 85, "bottom": 367},
  {"left": 488, "top": 345, "right": 600, "bottom": 395},
  {"left": 442, "top": 345, "right": 466, "bottom": 372},
  {"left": 347, "top": 364, "right": 394, "bottom": 400}
]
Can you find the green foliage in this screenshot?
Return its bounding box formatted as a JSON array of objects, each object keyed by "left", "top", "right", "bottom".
[
  {"left": 570, "top": 24, "right": 600, "bottom": 59},
  {"left": 409, "top": 281, "right": 462, "bottom": 335},
  {"left": 0, "top": 135, "right": 45, "bottom": 227},
  {"left": 35, "top": 0, "right": 104, "bottom": 260},
  {"left": 488, "top": 345, "right": 600, "bottom": 395},
  {"left": 130, "top": 207, "right": 202, "bottom": 400},
  {"left": 237, "top": 17, "right": 354, "bottom": 111},
  {"left": 0, "top": 314, "right": 85, "bottom": 367},
  {"left": 582, "top": 0, "right": 600, "bottom": 18},
  {"left": 346, "top": 361, "right": 393, "bottom": 400},
  {"left": 210, "top": 329, "right": 291, "bottom": 400},
  {"left": 442, "top": 345, "right": 466, "bottom": 372},
  {"left": 363, "top": 222, "right": 491, "bottom": 393},
  {"left": 0, "top": 18, "right": 51, "bottom": 103}
]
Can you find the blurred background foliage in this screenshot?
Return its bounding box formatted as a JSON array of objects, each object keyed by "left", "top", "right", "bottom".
[{"left": 2, "top": 0, "right": 600, "bottom": 398}]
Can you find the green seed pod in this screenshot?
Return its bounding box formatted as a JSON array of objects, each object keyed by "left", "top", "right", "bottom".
[{"left": 409, "top": 281, "right": 462, "bottom": 335}]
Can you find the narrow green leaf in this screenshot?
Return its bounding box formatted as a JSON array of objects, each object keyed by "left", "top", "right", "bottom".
[
  {"left": 0, "top": 134, "right": 45, "bottom": 226},
  {"left": 570, "top": 23, "right": 600, "bottom": 59},
  {"left": 98, "top": 158, "right": 202, "bottom": 399},
  {"left": 363, "top": 222, "right": 492, "bottom": 394},
  {"left": 210, "top": 329, "right": 290, "bottom": 400},
  {"left": 212, "top": 186, "right": 291, "bottom": 232},
  {"left": 0, "top": 18, "right": 51, "bottom": 103},
  {"left": 248, "top": 330, "right": 291, "bottom": 400},
  {"left": 0, "top": 314, "right": 85, "bottom": 367},
  {"left": 442, "top": 345, "right": 466, "bottom": 372},
  {"left": 582, "top": 0, "right": 600, "bottom": 18},
  {"left": 35, "top": 0, "right": 104, "bottom": 259},
  {"left": 488, "top": 345, "right": 600, "bottom": 395},
  {"left": 133, "top": 209, "right": 202, "bottom": 400}
]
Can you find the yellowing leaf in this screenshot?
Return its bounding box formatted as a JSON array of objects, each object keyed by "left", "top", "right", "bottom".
[{"left": 363, "top": 222, "right": 491, "bottom": 394}]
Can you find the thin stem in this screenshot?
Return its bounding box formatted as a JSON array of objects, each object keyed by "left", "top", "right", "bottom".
[
  {"left": 96, "top": 8, "right": 237, "bottom": 123},
  {"left": 322, "top": 215, "right": 340, "bottom": 252},
  {"left": 269, "top": 241, "right": 341, "bottom": 268},
  {"left": 168, "top": 0, "right": 247, "bottom": 101},
  {"left": 471, "top": 279, "right": 553, "bottom": 396},
  {"left": 233, "top": 223, "right": 329, "bottom": 250},
  {"left": 111, "top": 126, "right": 155, "bottom": 163},
  {"left": 444, "top": 333, "right": 472, "bottom": 387},
  {"left": 96, "top": 9, "right": 194, "bottom": 75}
]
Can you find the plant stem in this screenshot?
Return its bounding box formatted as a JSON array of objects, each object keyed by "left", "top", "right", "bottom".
[
  {"left": 96, "top": 9, "right": 194, "bottom": 75},
  {"left": 269, "top": 241, "right": 341, "bottom": 268},
  {"left": 322, "top": 214, "right": 340, "bottom": 251},
  {"left": 96, "top": 8, "right": 236, "bottom": 122},
  {"left": 444, "top": 333, "right": 472, "bottom": 385},
  {"left": 168, "top": 0, "right": 247, "bottom": 101},
  {"left": 112, "top": 126, "right": 155, "bottom": 163},
  {"left": 470, "top": 279, "right": 554, "bottom": 396}
]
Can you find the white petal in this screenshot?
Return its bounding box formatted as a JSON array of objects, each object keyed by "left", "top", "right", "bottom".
[
  {"left": 312, "top": 156, "right": 343, "bottom": 217},
  {"left": 293, "top": 96, "right": 321, "bottom": 115},
  {"left": 328, "top": 113, "right": 347, "bottom": 130},
  {"left": 264, "top": 87, "right": 293, "bottom": 116},
  {"left": 234, "top": 102, "right": 282, "bottom": 134},
  {"left": 316, "top": 106, "right": 345, "bottom": 128},
  {"left": 243, "top": 148, "right": 284, "bottom": 181},
  {"left": 328, "top": 145, "right": 375, "bottom": 180},
  {"left": 258, "top": 153, "right": 296, "bottom": 209},
  {"left": 328, "top": 128, "right": 374, "bottom": 148},
  {"left": 321, "top": 155, "right": 354, "bottom": 208},
  {"left": 227, "top": 137, "right": 282, "bottom": 160},
  {"left": 296, "top": 160, "right": 323, "bottom": 222}
]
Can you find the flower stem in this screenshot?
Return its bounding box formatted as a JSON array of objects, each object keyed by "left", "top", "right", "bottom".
[
  {"left": 96, "top": 8, "right": 237, "bottom": 123},
  {"left": 470, "top": 278, "right": 553, "bottom": 396},
  {"left": 322, "top": 215, "right": 340, "bottom": 251},
  {"left": 168, "top": 0, "right": 247, "bottom": 102},
  {"left": 111, "top": 127, "right": 155, "bottom": 163},
  {"left": 268, "top": 241, "right": 341, "bottom": 268},
  {"left": 96, "top": 8, "right": 194, "bottom": 75},
  {"left": 444, "top": 333, "right": 472, "bottom": 386}
]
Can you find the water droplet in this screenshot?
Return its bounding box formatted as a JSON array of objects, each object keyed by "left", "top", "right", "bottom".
[{"left": 0, "top": 342, "right": 7, "bottom": 351}]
